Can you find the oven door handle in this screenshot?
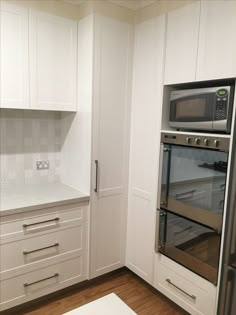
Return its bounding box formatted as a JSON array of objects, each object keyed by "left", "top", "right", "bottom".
[
  {"left": 155, "top": 209, "right": 166, "bottom": 253},
  {"left": 157, "top": 144, "right": 170, "bottom": 209}
]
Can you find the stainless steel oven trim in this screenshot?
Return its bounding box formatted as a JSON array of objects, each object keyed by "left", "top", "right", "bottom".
[
  {"left": 167, "top": 198, "right": 223, "bottom": 232},
  {"left": 157, "top": 210, "right": 220, "bottom": 284},
  {"left": 161, "top": 132, "right": 230, "bottom": 152}
]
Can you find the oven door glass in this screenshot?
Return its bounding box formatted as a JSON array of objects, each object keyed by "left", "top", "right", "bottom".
[
  {"left": 159, "top": 210, "right": 220, "bottom": 284},
  {"left": 160, "top": 144, "right": 228, "bottom": 231}
]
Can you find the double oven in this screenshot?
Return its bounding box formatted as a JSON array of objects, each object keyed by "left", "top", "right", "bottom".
[{"left": 156, "top": 132, "right": 229, "bottom": 284}]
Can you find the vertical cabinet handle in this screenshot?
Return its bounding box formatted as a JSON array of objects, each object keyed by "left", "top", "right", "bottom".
[{"left": 94, "top": 160, "right": 99, "bottom": 193}]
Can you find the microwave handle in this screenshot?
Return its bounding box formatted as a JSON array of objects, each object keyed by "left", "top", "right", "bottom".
[{"left": 157, "top": 144, "right": 170, "bottom": 210}]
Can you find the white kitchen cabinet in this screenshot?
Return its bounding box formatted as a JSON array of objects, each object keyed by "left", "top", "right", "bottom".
[
  {"left": 126, "top": 16, "right": 165, "bottom": 284},
  {"left": 29, "top": 10, "right": 77, "bottom": 111},
  {"left": 0, "top": 1, "right": 29, "bottom": 109},
  {"left": 164, "top": 2, "right": 200, "bottom": 85},
  {"left": 0, "top": 202, "right": 89, "bottom": 311},
  {"left": 196, "top": 0, "right": 236, "bottom": 81},
  {"left": 89, "top": 15, "right": 133, "bottom": 278},
  {"left": 154, "top": 254, "right": 217, "bottom": 315}
]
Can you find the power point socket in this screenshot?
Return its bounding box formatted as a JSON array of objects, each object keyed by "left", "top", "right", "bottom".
[{"left": 36, "top": 160, "right": 50, "bottom": 170}]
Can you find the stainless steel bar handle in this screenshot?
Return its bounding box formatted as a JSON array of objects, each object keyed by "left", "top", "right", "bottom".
[
  {"left": 23, "top": 217, "right": 59, "bottom": 228},
  {"left": 157, "top": 144, "right": 164, "bottom": 209},
  {"left": 23, "top": 242, "right": 59, "bottom": 255},
  {"left": 24, "top": 273, "right": 59, "bottom": 287},
  {"left": 94, "top": 160, "right": 99, "bottom": 193},
  {"left": 165, "top": 278, "right": 196, "bottom": 300},
  {"left": 155, "top": 209, "right": 160, "bottom": 252}
]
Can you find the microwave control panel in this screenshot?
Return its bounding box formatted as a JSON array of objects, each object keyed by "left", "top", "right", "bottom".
[{"left": 215, "top": 89, "right": 228, "bottom": 120}]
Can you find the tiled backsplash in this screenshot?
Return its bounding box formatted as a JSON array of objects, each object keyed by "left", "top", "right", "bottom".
[{"left": 0, "top": 109, "right": 61, "bottom": 189}]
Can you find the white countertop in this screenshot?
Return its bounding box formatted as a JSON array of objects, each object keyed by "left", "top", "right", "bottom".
[
  {"left": 63, "top": 293, "right": 137, "bottom": 315},
  {"left": 0, "top": 183, "right": 90, "bottom": 216}
]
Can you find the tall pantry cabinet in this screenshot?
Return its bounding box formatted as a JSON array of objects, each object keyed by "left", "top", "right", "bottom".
[
  {"left": 126, "top": 15, "right": 166, "bottom": 284},
  {"left": 79, "top": 15, "right": 134, "bottom": 279}
]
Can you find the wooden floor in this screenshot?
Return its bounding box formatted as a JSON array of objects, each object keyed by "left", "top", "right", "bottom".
[{"left": 20, "top": 269, "right": 188, "bottom": 315}]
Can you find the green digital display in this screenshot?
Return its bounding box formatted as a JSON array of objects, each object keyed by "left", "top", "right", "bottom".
[{"left": 217, "top": 89, "right": 227, "bottom": 97}]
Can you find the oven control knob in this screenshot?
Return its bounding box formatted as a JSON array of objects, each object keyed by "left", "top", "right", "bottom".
[
  {"left": 195, "top": 138, "right": 201, "bottom": 145},
  {"left": 204, "top": 138, "right": 209, "bottom": 146},
  {"left": 186, "top": 137, "right": 191, "bottom": 144},
  {"left": 214, "top": 139, "right": 220, "bottom": 147}
]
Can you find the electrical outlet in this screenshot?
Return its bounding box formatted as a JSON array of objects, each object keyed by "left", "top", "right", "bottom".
[{"left": 36, "top": 160, "right": 50, "bottom": 170}]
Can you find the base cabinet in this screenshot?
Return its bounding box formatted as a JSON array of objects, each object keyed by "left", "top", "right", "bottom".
[
  {"left": 154, "top": 254, "right": 217, "bottom": 315},
  {"left": 0, "top": 254, "right": 87, "bottom": 311},
  {"left": 0, "top": 202, "right": 89, "bottom": 311}
]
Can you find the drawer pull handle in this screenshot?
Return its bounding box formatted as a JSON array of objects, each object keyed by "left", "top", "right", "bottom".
[
  {"left": 24, "top": 273, "right": 59, "bottom": 287},
  {"left": 165, "top": 278, "right": 196, "bottom": 301},
  {"left": 23, "top": 242, "right": 59, "bottom": 255},
  {"left": 23, "top": 217, "right": 60, "bottom": 228}
]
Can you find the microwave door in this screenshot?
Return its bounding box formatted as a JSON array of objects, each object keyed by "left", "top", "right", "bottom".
[{"left": 169, "top": 92, "right": 215, "bottom": 130}]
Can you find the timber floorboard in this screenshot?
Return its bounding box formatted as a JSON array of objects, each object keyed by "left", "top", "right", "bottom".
[{"left": 21, "top": 269, "right": 188, "bottom": 315}]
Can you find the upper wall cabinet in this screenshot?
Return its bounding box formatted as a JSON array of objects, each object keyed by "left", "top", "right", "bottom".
[
  {"left": 196, "top": 0, "right": 236, "bottom": 81},
  {"left": 29, "top": 10, "right": 77, "bottom": 111},
  {"left": 0, "top": 2, "right": 30, "bottom": 109},
  {"left": 164, "top": 2, "right": 200, "bottom": 85}
]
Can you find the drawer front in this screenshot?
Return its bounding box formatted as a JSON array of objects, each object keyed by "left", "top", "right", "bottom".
[
  {"left": 0, "top": 224, "right": 87, "bottom": 272},
  {"left": 0, "top": 254, "right": 87, "bottom": 311},
  {"left": 154, "top": 254, "right": 216, "bottom": 315},
  {"left": 0, "top": 203, "right": 88, "bottom": 239}
]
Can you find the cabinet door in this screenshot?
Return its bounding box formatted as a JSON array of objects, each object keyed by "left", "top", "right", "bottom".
[
  {"left": 0, "top": 2, "right": 29, "bottom": 109},
  {"left": 197, "top": 1, "right": 236, "bottom": 81},
  {"left": 126, "top": 16, "right": 165, "bottom": 284},
  {"left": 29, "top": 10, "right": 77, "bottom": 111},
  {"left": 164, "top": 2, "right": 200, "bottom": 84},
  {"left": 90, "top": 16, "right": 133, "bottom": 278}
]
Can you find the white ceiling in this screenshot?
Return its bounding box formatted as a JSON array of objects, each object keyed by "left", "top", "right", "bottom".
[{"left": 64, "top": 0, "right": 157, "bottom": 10}]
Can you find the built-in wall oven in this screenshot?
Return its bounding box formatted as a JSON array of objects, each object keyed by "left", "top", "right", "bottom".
[{"left": 156, "top": 132, "right": 230, "bottom": 284}]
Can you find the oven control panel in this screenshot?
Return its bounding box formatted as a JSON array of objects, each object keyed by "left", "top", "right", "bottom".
[{"left": 161, "top": 132, "right": 229, "bottom": 152}]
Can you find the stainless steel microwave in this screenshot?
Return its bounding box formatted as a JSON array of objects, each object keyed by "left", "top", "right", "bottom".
[{"left": 169, "top": 86, "right": 234, "bottom": 132}]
